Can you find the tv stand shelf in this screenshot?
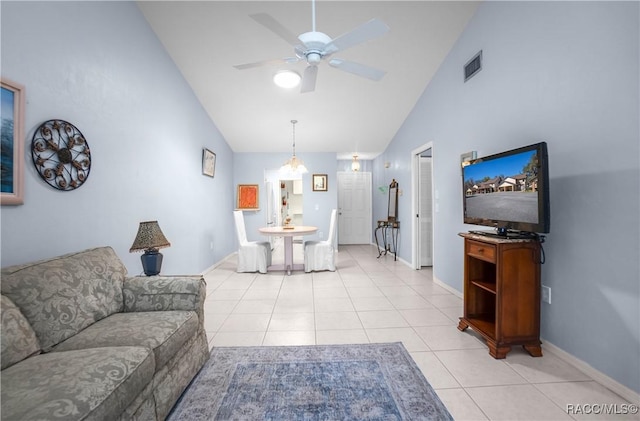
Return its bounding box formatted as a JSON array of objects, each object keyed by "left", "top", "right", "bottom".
[
  {"left": 458, "top": 232, "right": 542, "bottom": 359},
  {"left": 466, "top": 315, "right": 495, "bottom": 335},
  {"left": 471, "top": 280, "right": 497, "bottom": 294}
]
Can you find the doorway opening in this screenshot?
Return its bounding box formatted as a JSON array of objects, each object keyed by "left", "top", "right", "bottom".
[
  {"left": 411, "top": 143, "right": 434, "bottom": 270},
  {"left": 264, "top": 169, "right": 304, "bottom": 249}
]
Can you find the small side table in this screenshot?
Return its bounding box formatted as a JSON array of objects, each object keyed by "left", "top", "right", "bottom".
[{"left": 375, "top": 220, "right": 399, "bottom": 260}]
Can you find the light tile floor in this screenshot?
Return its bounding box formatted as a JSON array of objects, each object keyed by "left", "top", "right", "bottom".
[{"left": 202, "top": 244, "right": 638, "bottom": 420}]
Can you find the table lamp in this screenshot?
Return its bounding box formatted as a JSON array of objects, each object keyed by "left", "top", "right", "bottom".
[{"left": 129, "top": 220, "right": 171, "bottom": 276}]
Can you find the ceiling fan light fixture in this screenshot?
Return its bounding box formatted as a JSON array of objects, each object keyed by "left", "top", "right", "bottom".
[{"left": 273, "top": 70, "right": 301, "bottom": 89}]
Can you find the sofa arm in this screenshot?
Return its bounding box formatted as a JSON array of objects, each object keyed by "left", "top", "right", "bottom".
[{"left": 123, "top": 276, "right": 207, "bottom": 327}]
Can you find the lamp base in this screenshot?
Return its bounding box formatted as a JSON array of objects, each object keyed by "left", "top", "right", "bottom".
[{"left": 141, "top": 250, "right": 163, "bottom": 276}]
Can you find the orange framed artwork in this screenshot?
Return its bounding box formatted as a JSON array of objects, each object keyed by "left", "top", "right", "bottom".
[{"left": 237, "top": 184, "right": 259, "bottom": 210}]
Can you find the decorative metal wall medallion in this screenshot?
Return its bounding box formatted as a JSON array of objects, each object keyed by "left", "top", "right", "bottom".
[{"left": 31, "top": 120, "right": 91, "bottom": 191}]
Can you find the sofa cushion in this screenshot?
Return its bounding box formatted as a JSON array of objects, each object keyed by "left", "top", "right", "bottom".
[
  {"left": 1, "top": 247, "right": 126, "bottom": 351},
  {"left": 52, "top": 311, "right": 198, "bottom": 370},
  {"left": 0, "top": 295, "right": 41, "bottom": 369},
  {"left": 0, "top": 346, "right": 154, "bottom": 421}
]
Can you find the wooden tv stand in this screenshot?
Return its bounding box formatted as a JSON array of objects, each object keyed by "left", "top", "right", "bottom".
[{"left": 457, "top": 232, "right": 542, "bottom": 358}]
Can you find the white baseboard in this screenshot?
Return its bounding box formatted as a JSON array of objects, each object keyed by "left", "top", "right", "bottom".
[
  {"left": 370, "top": 242, "right": 413, "bottom": 268},
  {"left": 542, "top": 340, "right": 640, "bottom": 404},
  {"left": 397, "top": 255, "right": 412, "bottom": 268},
  {"left": 200, "top": 252, "right": 236, "bottom": 276},
  {"left": 433, "top": 275, "right": 463, "bottom": 298},
  {"left": 370, "top": 243, "right": 411, "bottom": 267}
]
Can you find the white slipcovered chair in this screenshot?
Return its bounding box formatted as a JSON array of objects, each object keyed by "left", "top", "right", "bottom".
[
  {"left": 233, "top": 210, "right": 272, "bottom": 273},
  {"left": 304, "top": 209, "right": 337, "bottom": 273}
]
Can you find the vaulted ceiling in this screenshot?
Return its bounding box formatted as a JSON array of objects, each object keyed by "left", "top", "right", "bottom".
[{"left": 138, "top": 1, "right": 479, "bottom": 159}]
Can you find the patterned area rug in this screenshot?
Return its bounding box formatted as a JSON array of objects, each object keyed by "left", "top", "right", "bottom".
[{"left": 168, "top": 342, "right": 452, "bottom": 421}]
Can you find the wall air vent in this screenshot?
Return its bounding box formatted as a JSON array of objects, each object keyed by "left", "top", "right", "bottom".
[{"left": 464, "top": 50, "right": 482, "bottom": 82}]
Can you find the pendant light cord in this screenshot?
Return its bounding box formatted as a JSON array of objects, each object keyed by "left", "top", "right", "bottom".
[{"left": 291, "top": 120, "right": 298, "bottom": 157}]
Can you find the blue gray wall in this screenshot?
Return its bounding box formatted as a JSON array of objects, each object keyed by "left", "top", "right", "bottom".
[
  {"left": 375, "top": 1, "right": 639, "bottom": 393},
  {"left": 0, "top": 1, "right": 236, "bottom": 275}
]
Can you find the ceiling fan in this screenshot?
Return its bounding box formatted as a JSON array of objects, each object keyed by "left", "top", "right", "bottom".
[{"left": 233, "top": 0, "right": 389, "bottom": 93}]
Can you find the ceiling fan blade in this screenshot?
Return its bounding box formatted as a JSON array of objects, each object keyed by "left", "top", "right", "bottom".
[
  {"left": 325, "top": 18, "right": 389, "bottom": 54},
  {"left": 250, "top": 13, "right": 301, "bottom": 47},
  {"left": 300, "top": 65, "right": 318, "bottom": 93},
  {"left": 233, "top": 57, "right": 299, "bottom": 70},
  {"left": 328, "top": 58, "right": 386, "bottom": 81}
]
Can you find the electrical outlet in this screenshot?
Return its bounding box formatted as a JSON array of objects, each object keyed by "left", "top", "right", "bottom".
[
  {"left": 541, "top": 285, "right": 551, "bottom": 304},
  {"left": 319, "top": 231, "right": 323, "bottom": 239}
]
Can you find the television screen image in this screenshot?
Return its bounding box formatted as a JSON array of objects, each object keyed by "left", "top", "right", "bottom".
[{"left": 462, "top": 142, "right": 550, "bottom": 235}]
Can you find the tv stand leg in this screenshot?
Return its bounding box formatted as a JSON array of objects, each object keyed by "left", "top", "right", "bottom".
[
  {"left": 487, "top": 342, "right": 511, "bottom": 359},
  {"left": 457, "top": 318, "right": 469, "bottom": 331},
  {"left": 523, "top": 344, "right": 543, "bottom": 357}
]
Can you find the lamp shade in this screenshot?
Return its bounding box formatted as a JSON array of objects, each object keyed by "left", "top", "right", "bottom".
[{"left": 129, "top": 221, "right": 171, "bottom": 252}]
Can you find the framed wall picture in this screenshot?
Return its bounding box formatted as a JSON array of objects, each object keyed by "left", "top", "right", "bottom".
[
  {"left": 202, "top": 148, "right": 216, "bottom": 177},
  {"left": 1, "top": 78, "right": 25, "bottom": 205},
  {"left": 312, "top": 174, "right": 328, "bottom": 192},
  {"left": 237, "top": 184, "right": 259, "bottom": 210}
]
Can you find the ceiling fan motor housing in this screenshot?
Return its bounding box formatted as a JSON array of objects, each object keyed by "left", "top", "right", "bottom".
[{"left": 297, "top": 31, "right": 334, "bottom": 64}]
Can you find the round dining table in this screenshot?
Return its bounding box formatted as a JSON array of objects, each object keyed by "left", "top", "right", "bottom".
[{"left": 258, "top": 225, "right": 318, "bottom": 275}]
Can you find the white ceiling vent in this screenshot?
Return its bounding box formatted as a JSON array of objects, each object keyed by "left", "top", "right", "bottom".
[{"left": 464, "top": 50, "right": 482, "bottom": 82}]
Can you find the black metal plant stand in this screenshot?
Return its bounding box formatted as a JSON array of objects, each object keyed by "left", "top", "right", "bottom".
[{"left": 375, "top": 220, "right": 399, "bottom": 261}]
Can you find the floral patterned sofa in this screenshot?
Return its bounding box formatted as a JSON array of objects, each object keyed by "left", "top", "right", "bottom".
[{"left": 0, "top": 246, "right": 209, "bottom": 420}]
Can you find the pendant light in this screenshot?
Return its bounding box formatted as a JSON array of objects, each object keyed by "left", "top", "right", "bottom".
[
  {"left": 280, "top": 120, "right": 308, "bottom": 178},
  {"left": 351, "top": 155, "right": 360, "bottom": 172}
]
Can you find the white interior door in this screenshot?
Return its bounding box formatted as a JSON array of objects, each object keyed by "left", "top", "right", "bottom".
[
  {"left": 412, "top": 142, "right": 434, "bottom": 270},
  {"left": 337, "top": 171, "right": 372, "bottom": 244},
  {"left": 420, "top": 157, "right": 433, "bottom": 266}
]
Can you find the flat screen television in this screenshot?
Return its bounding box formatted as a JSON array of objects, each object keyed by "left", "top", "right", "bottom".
[{"left": 462, "top": 142, "right": 550, "bottom": 237}]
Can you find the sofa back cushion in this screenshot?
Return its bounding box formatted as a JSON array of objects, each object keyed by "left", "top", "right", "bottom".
[
  {"left": 1, "top": 247, "right": 126, "bottom": 351},
  {"left": 1, "top": 295, "right": 41, "bottom": 369}
]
